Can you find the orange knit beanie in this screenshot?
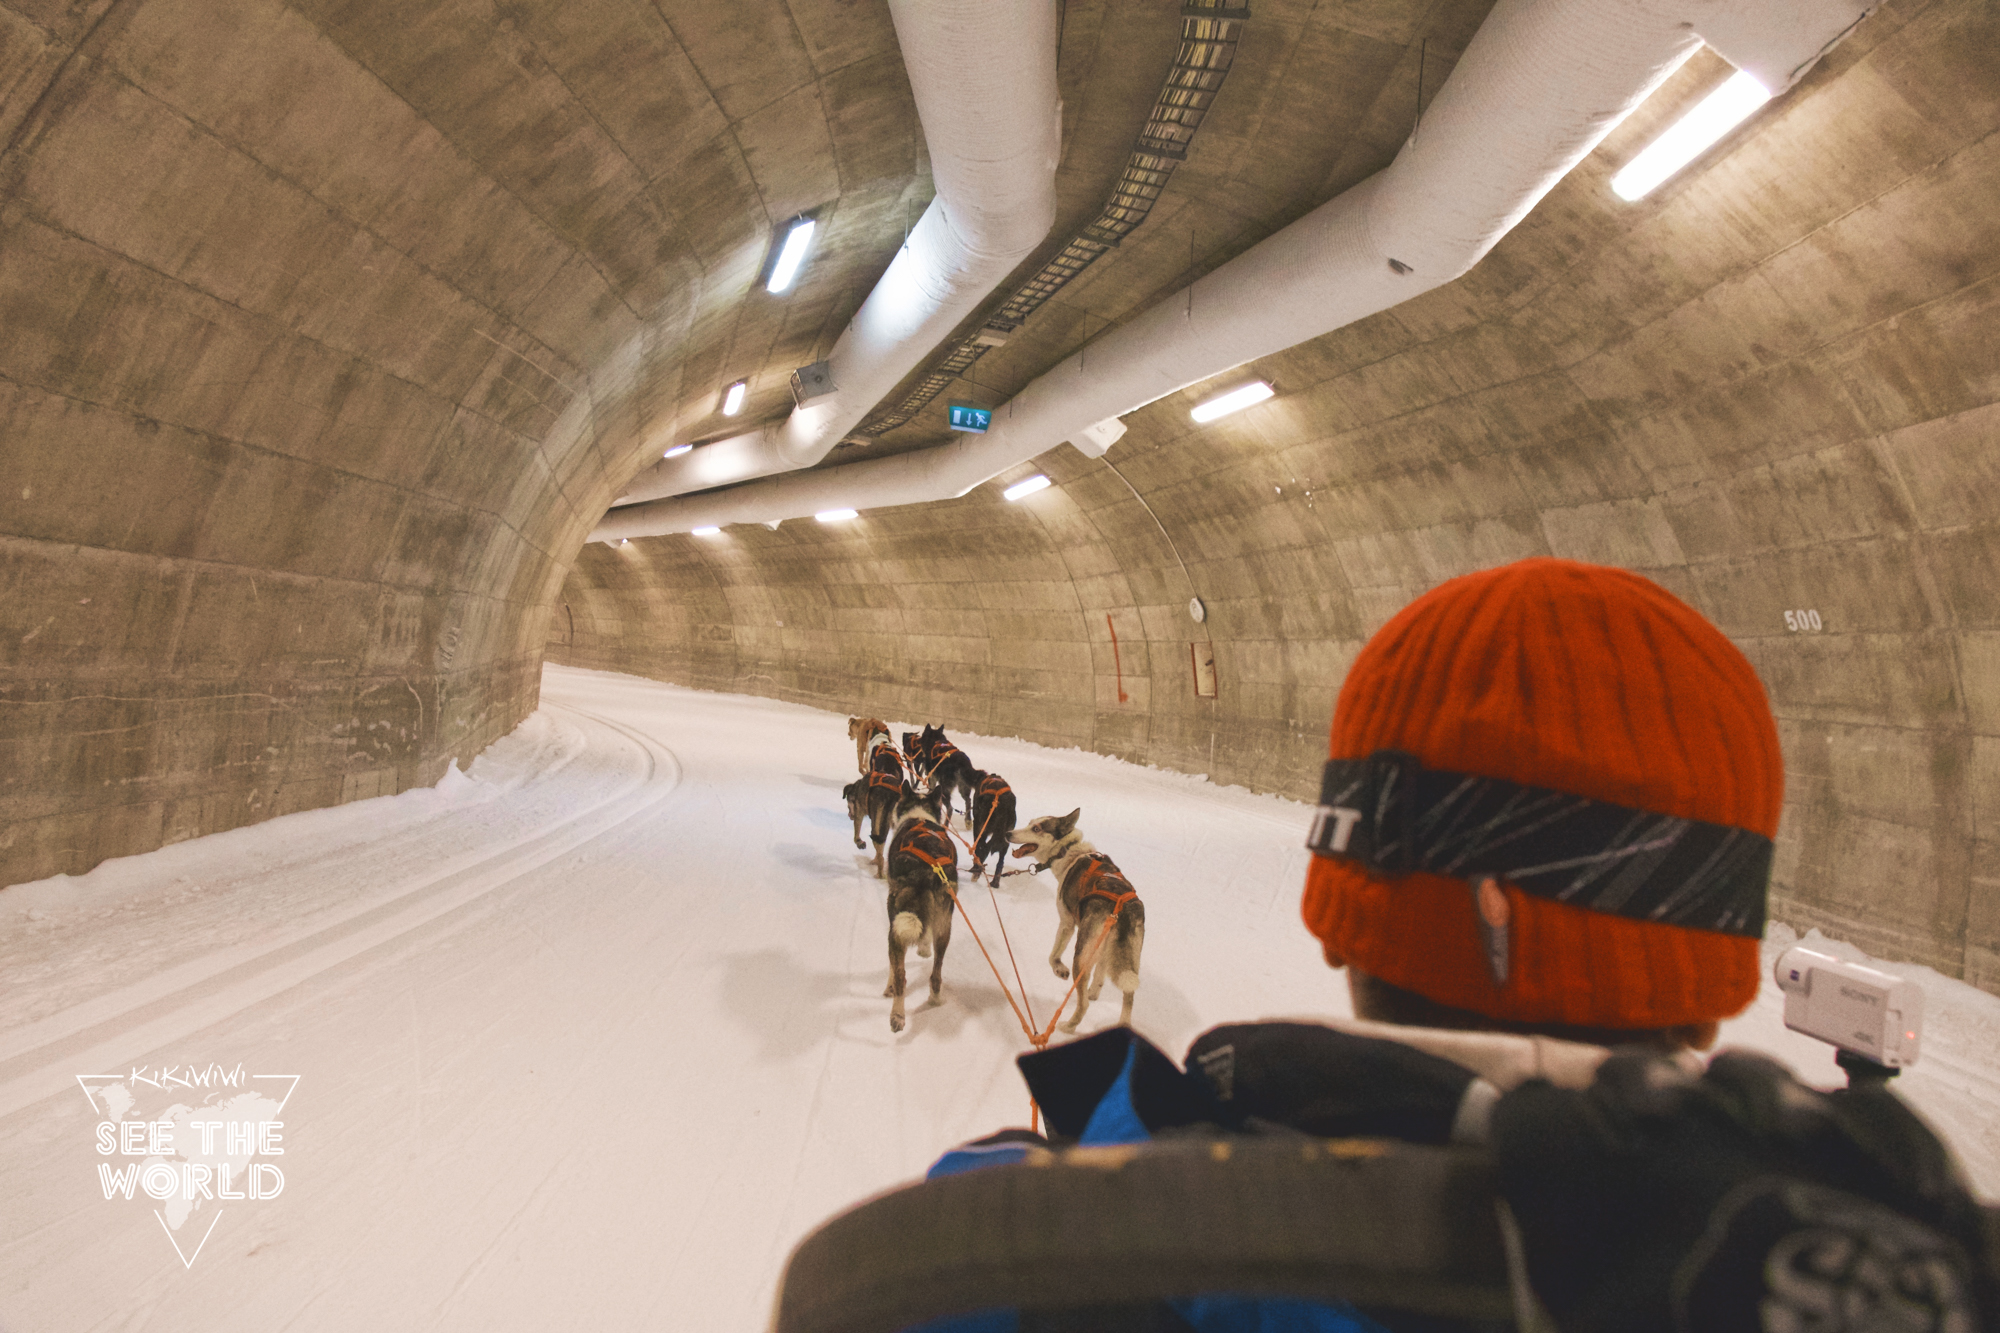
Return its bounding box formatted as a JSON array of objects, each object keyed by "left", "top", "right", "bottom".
[{"left": 1300, "top": 558, "right": 1783, "bottom": 1030}]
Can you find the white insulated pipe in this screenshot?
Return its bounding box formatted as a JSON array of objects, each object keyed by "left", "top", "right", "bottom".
[
  {"left": 593, "top": 0, "right": 1872, "bottom": 543},
  {"left": 607, "top": 0, "right": 1060, "bottom": 509}
]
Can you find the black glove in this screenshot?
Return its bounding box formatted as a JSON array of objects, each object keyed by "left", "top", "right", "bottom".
[
  {"left": 1491, "top": 1049, "right": 1995, "bottom": 1332},
  {"left": 1019, "top": 1023, "right": 1486, "bottom": 1147},
  {"left": 1185, "top": 1021, "right": 1482, "bottom": 1144}
]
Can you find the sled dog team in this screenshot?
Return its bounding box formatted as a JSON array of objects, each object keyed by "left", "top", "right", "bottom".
[{"left": 843, "top": 716, "right": 1147, "bottom": 1035}]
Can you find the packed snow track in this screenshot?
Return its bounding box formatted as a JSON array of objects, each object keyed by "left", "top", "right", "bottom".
[{"left": 2, "top": 665, "right": 1996, "bottom": 1331}]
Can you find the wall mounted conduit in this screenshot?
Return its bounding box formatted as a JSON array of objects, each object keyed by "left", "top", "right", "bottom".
[{"left": 1097, "top": 456, "right": 1208, "bottom": 635}]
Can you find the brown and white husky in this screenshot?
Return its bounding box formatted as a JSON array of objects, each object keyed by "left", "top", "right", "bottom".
[
  {"left": 847, "top": 716, "right": 890, "bottom": 774},
  {"left": 884, "top": 787, "right": 957, "bottom": 1033},
  {"left": 861, "top": 733, "right": 911, "bottom": 878},
  {"left": 1006, "top": 809, "right": 1145, "bottom": 1032}
]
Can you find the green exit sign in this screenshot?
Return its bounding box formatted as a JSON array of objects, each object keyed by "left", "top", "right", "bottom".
[{"left": 948, "top": 404, "right": 992, "bottom": 434}]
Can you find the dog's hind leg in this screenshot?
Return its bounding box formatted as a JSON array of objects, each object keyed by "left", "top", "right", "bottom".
[
  {"left": 1048, "top": 909, "right": 1077, "bottom": 980},
  {"left": 888, "top": 909, "right": 923, "bottom": 1031},
  {"left": 1060, "top": 956, "right": 1093, "bottom": 1032},
  {"left": 1059, "top": 922, "right": 1100, "bottom": 1032},
  {"left": 1114, "top": 925, "right": 1143, "bottom": 1025},
  {"left": 926, "top": 891, "right": 952, "bottom": 1003},
  {"left": 1085, "top": 926, "right": 1113, "bottom": 1002}
]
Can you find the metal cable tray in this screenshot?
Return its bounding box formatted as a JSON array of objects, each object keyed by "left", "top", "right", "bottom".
[{"left": 849, "top": 1, "right": 1251, "bottom": 444}]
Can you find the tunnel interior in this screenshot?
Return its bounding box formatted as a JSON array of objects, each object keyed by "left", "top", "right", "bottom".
[{"left": 2, "top": 0, "right": 1997, "bottom": 1002}]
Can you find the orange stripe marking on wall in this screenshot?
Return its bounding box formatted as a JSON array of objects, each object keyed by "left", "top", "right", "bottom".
[{"left": 1107, "top": 613, "right": 1129, "bottom": 704}]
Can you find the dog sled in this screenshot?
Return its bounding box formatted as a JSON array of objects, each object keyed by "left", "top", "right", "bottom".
[
  {"left": 775, "top": 1019, "right": 2000, "bottom": 1333},
  {"left": 773, "top": 1133, "right": 1543, "bottom": 1333},
  {"left": 774, "top": 1130, "right": 2000, "bottom": 1333}
]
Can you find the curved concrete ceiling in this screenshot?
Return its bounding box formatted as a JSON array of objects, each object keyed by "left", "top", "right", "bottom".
[{"left": 2, "top": 0, "right": 1996, "bottom": 993}]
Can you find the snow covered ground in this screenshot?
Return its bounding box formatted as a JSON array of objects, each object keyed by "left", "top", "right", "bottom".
[{"left": 2, "top": 663, "right": 1995, "bottom": 1332}]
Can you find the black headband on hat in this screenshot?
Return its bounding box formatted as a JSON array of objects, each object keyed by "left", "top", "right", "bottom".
[{"left": 1305, "top": 750, "right": 1771, "bottom": 939}]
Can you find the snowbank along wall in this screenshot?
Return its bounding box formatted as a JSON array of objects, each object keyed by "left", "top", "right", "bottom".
[{"left": 0, "top": 0, "right": 927, "bottom": 881}]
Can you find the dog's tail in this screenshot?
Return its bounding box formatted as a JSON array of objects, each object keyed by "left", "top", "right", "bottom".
[{"left": 892, "top": 912, "right": 925, "bottom": 949}]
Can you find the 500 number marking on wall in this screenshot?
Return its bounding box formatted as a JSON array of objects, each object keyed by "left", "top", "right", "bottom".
[{"left": 1783, "top": 609, "right": 1824, "bottom": 632}]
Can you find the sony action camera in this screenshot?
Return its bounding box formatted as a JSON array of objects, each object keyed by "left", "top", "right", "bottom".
[{"left": 1774, "top": 944, "right": 1924, "bottom": 1072}]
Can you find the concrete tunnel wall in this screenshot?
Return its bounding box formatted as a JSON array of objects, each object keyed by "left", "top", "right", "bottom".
[
  {"left": 0, "top": 0, "right": 928, "bottom": 882},
  {"left": 0, "top": 0, "right": 1995, "bottom": 996},
  {"left": 548, "top": 0, "right": 2000, "bottom": 992}
]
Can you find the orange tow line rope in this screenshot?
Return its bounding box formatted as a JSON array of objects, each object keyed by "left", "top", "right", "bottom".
[
  {"left": 939, "top": 794, "right": 1037, "bottom": 1030},
  {"left": 927, "top": 856, "right": 1129, "bottom": 1134}
]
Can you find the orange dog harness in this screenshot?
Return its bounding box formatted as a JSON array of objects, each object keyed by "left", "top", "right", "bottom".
[
  {"left": 897, "top": 823, "right": 956, "bottom": 872},
  {"left": 1068, "top": 853, "right": 1137, "bottom": 911},
  {"left": 868, "top": 745, "right": 907, "bottom": 794}
]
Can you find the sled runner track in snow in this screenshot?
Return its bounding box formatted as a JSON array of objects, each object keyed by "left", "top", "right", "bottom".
[{"left": 0, "top": 702, "right": 682, "bottom": 1121}]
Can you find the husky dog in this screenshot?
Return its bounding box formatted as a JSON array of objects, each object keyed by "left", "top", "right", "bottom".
[
  {"left": 899, "top": 728, "right": 952, "bottom": 821},
  {"left": 1007, "top": 809, "right": 1146, "bottom": 1032},
  {"left": 966, "top": 770, "right": 1017, "bottom": 887},
  {"left": 862, "top": 734, "right": 911, "bottom": 877},
  {"left": 884, "top": 787, "right": 957, "bottom": 1033},
  {"left": 842, "top": 778, "right": 868, "bottom": 849},
  {"left": 847, "top": 716, "right": 890, "bottom": 774},
  {"left": 915, "top": 724, "right": 978, "bottom": 824}
]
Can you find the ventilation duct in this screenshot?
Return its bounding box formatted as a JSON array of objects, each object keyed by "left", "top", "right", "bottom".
[
  {"left": 608, "top": 0, "right": 1060, "bottom": 508},
  {"left": 593, "top": 0, "right": 1872, "bottom": 543}
]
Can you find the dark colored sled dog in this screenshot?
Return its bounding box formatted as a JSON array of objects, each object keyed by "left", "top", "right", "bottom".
[
  {"left": 842, "top": 778, "right": 867, "bottom": 849},
  {"left": 862, "top": 735, "right": 910, "bottom": 877},
  {"left": 912, "top": 724, "right": 978, "bottom": 824},
  {"left": 967, "top": 770, "right": 1017, "bottom": 887},
  {"left": 884, "top": 787, "right": 957, "bottom": 1033},
  {"left": 1007, "top": 808, "right": 1145, "bottom": 1032}
]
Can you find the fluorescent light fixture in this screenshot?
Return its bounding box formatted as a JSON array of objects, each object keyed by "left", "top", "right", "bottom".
[
  {"left": 1191, "top": 380, "right": 1275, "bottom": 423},
  {"left": 692, "top": 526, "right": 721, "bottom": 537},
  {"left": 663, "top": 443, "right": 693, "bottom": 459},
  {"left": 1004, "top": 474, "right": 1052, "bottom": 502},
  {"left": 721, "top": 380, "right": 747, "bottom": 416},
  {"left": 815, "top": 508, "right": 858, "bottom": 523},
  {"left": 767, "top": 218, "right": 817, "bottom": 293},
  {"left": 1611, "top": 69, "right": 1771, "bottom": 202}
]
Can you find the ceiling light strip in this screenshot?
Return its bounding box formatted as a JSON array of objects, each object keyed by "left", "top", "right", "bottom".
[
  {"left": 1190, "top": 380, "right": 1274, "bottom": 422},
  {"left": 1003, "top": 474, "right": 1052, "bottom": 501},
  {"left": 1610, "top": 69, "right": 1771, "bottom": 201},
  {"left": 767, "top": 218, "right": 817, "bottom": 293}
]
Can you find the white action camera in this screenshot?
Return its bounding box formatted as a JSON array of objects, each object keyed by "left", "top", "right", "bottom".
[{"left": 1774, "top": 945, "right": 1924, "bottom": 1070}]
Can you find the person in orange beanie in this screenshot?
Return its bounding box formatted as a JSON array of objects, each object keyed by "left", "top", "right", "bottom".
[
  {"left": 883, "top": 559, "right": 1992, "bottom": 1333},
  {"left": 1299, "top": 555, "right": 1782, "bottom": 1049}
]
